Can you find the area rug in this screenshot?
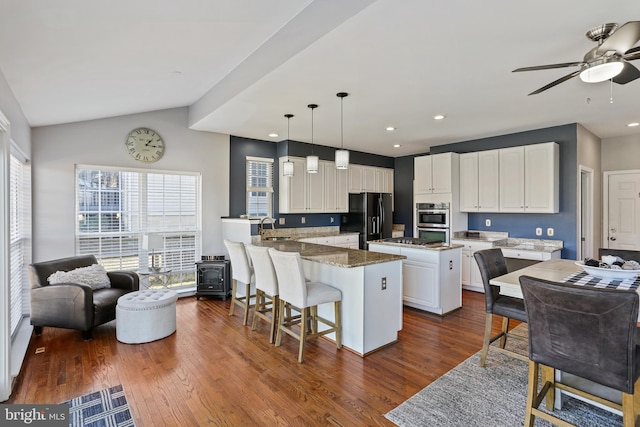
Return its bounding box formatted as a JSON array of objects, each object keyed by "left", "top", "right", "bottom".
[
  {"left": 63, "top": 384, "right": 135, "bottom": 427},
  {"left": 385, "top": 325, "right": 623, "bottom": 427}
]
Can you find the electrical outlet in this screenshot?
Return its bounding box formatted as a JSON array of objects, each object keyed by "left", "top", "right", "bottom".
[
  {"left": 301, "top": 217, "right": 305, "bottom": 224},
  {"left": 547, "top": 228, "right": 554, "bottom": 236},
  {"left": 381, "top": 277, "right": 387, "bottom": 290},
  {"left": 279, "top": 217, "right": 285, "bottom": 225},
  {"left": 535, "top": 227, "right": 542, "bottom": 236},
  {"left": 485, "top": 219, "right": 491, "bottom": 227}
]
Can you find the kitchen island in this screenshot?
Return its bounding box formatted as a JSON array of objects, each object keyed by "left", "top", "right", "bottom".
[
  {"left": 368, "top": 238, "right": 463, "bottom": 315},
  {"left": 256, "top": 240, "right": 405, "bottom": 356}
]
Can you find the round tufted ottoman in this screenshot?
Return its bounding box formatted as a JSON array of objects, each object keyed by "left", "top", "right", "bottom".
[{"left": 116, "top": 289, "right": 179, "bottom": 344}]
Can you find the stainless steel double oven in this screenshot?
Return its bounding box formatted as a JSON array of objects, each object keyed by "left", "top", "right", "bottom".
[{"left": 415, "top": 202, "right": 450, "bottom": 243}]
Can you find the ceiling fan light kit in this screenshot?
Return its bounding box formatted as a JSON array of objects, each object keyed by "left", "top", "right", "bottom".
[
  {"left": 579, "top": 57, "right": 624, "bottom": 83},
  {"left": 513, "top": 21, "right": 640, "bottom": 94}
]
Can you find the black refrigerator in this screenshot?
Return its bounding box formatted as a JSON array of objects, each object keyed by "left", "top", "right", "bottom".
[{"left": 341, "top": 192, "right": 393, "bottom": 249}]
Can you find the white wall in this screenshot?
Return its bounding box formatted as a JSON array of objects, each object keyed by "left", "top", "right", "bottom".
[
  {"left": 31, "top": 107, "right": 230, "bottom": 261},
  {"left": 0, "top": 71, "right": 30, "bottom": 156},
  {"left": 576, "top": 124, "right": 601, "bottom": 256},
  {"left": 601, "top": 134, "right": 640, "bottom": 171}
]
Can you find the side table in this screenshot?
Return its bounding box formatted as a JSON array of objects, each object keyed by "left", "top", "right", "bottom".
[{"left": 137, "top": 269, "right": 172, "bottom": 289}]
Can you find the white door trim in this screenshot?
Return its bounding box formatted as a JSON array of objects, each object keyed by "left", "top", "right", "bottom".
[
  {"left": 577, "top": 165, "right": 594, "bottom": 260},
  {"left": 602, "top": 169, "right": 640, "bottom": 249}
]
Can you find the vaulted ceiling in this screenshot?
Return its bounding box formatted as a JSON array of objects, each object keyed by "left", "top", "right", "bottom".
[{"left": 1, "top": 0, "right": 639, "bottom": 157}]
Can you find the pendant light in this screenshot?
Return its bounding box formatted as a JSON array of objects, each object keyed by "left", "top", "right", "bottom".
[
  {"left": 306, "top": 104, "right": 319, "bottom": 173},
  {"left": 282, "top": 114, "right": 294, "bottom": 177},
  {"left": 335, "top": 92, "right": 349, "bottom": 170}
]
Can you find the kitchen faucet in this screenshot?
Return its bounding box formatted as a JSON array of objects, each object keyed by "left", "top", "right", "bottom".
[{"left": 259, "top": 217, "right": 275, "bottom": 237}]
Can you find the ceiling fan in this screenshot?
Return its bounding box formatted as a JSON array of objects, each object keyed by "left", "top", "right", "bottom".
[{"left": 513, "top": 21, "right": 640, "bottom": 95}]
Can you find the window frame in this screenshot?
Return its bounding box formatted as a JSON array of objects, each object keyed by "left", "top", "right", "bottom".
[{"left": 246, "top": 156, "right": 274, "bottom": 218}]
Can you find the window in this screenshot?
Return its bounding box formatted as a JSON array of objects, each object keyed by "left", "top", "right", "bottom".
[
  {"left": 9, "top": 151, "right": 31, "bottom": 337},
  {"left": 246, "top": 156, "right": 273, "bottom": 218},
  {"left": 76, "top": 166, "right": 201, "bottom": 289}
]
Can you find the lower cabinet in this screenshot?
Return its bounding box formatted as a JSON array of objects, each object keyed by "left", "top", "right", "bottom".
[
  {"left": 298, "top": 234, "right": 359, "bottom": 249},
  {"left": 452, "top": 240, "right": 493, "bottom": 293},
  {"left": 368, "top": 244, "right": 462, "bottom": 315}
]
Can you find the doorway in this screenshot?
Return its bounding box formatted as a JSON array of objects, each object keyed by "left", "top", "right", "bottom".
[
  {"left": 603, "top": 170, "right": 640, "bottom": 250},
  {"left": 577, "top": 166, "right": 593, "bottom": 260}
]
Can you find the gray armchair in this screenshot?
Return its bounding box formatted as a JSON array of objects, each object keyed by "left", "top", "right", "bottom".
[{"left": 29, "top": 255, "right": 139, "bottom": 340}]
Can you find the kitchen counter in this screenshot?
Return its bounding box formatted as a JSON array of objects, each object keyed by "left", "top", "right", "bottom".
[
  {"left": 257, "top": 238, "right": 404, "bottom": 356},
  {"left": 256, "top": 240, "right": 404, "bottom": 268},
  {"left": 261, "top": 227, "right": 358, "bottom": 241},
  {"left": 368, "top": 239, "right": 463, "bottom": 251},
  {"left": 451, "top": 231, "right": 563, "bottom": 254},
  {"left": 451, "top": 231, "right": 509, "bottom": 242}
]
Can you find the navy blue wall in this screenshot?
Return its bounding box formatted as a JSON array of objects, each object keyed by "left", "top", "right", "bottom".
[
  {"left": 399, "top": 124, "right": 577, "bottom": 259},
  {"left": 229, "top": 136, "right": 394, "bottom": 228}
]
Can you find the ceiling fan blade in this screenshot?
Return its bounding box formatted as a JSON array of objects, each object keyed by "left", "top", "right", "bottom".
[
  {"left": 528, "top": 69, "right": 582, "bottom": 95},
  {"left": 596, "top": 21, "right": 640, "bottom": 55},
  {"left": 513, "top": 62, "right": 582, "bottom": 72},
  {"left": 624, "top": 46, "right": 640, "bottom": 61},
  {"left": 612, "top": 62, "right": 640, "bottom": 84}
]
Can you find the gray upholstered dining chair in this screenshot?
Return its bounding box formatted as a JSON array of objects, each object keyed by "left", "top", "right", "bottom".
[
  {"left": 519, "top": 275, "right": 640, "bottom": 427},
  {"left": 224, "top": 239, "right": 256, "bottom": 326},
  {"left": 245, "top": 244, "right": 279, "bottom": 343},
  {"left": 268, "top": 248, "right": 342, "bottom": 363},
  {"left": 474, "top": 248, "right": 528, "bottom": 367}
]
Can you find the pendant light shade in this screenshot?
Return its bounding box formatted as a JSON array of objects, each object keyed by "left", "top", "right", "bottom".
[
  {"left": 306, "top": 104, "right": 319, "bottom": 174},
  {"left": 282, "top": 114, "right": 294, "bottom": 177},
  {"left": 336, "top": 92, "right": 350, "bottom": 170}
]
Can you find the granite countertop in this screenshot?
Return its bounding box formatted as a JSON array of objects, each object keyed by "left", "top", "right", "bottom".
[
  {"left": 255, "top": 240, "right": 404, "bottom": 268},
  {"left": 451, "top": 231, "right": 563, "bottom": 253},
  {"left": 261, "top": 226, "right": 358, "bottom": 241},
  {"left": 368, "top": 240, "right": 463, "bottom": 251}
]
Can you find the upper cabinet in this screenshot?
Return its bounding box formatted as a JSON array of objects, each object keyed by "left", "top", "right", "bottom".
[
  {"left": 414, "top": 152, "right": 458, "bottom": 194},
  {"left": 280, "top": 157, "right": 391, "bottom": 214},
  {"left": 499, "top": 142, "right": 559, "bottom": 213},
  {"left": 460, "top": 150, "right": 500, "bottom": 212}
]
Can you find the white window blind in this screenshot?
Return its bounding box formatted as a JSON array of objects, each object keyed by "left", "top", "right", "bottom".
[
  {"left": 246, "top": 157, "right": 273, "bottom": 218},
  {"left": 76, "top": 167, "right": 201, "bottom": 289},
  {"left": 9, "top": 152, "right": 30, "bottom": 336}
]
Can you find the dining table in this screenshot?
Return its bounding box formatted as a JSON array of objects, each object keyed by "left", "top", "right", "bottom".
[{"left": 489, "top": 257, "right": 640, "bottom": 416}]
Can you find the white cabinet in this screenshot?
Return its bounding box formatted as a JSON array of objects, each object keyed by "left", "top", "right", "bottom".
[
  {"left": 279, "top": 157, "right": 348, "bottom": 213},
  {"left": 298, "top": 234, "right": 359, "bottom": 249},
  {"left": 377, "top": 168, "right": 394, "bottom": 194},
  {"left": 451, "top": 240, "right": 493, "bottom": 293},
  {"left": 322, "top": 162, "right": 348, "bottom": 213},
  {"left": 349, "top": 165, "right": 376, "bottom": 193},
  {"left": 500, "top": 248, "right": 560, "bottom": 261},
  {"left": 460, "top": 150, "right": 499, "bottom": 212},
  {"left": 414, "top": 152, "right": 458, "bottom": 194},
  {"left": 368, "top": 243, "right": 462, "bottom": 315},
  {"left": 499, "top": 142, "right": 559, "bottom": 213}
]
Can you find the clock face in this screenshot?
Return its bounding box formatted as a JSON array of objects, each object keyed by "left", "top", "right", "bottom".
[{"left": 125, "top": 128, "right": 165, "bottom": 163}]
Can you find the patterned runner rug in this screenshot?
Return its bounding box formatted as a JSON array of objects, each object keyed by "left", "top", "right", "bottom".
[
  {"left": 63, "top": 384, "right": 135, "bottom": 427},
  {"left": 385, "top": 325, "right": 623, "bottom": 426}
]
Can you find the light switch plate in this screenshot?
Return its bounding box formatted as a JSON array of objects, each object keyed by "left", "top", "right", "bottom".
[
  {"left": 301, "top": 217, "right": 306, "bottom": 224},
  {"left": 279, "top": 217, "right": 285, "bottom": 225}
]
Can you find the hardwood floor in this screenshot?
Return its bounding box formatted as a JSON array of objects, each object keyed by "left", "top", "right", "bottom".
[{"left": 8, "top": 290, "right": 501, "bottom": 426}]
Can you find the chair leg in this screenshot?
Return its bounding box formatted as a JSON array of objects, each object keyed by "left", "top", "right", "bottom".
[
  {"left": 334, "top": 301, "right": 342, "bottom": 349},
  {"left": 82, "top": 329, "right": 93, "bottom": 341},
  {"left": 242, "top": 283, "right": 251, "bottom": 326},
  {"left": 499, "top": 317, "right": 509, "bottom": 348},
  {"left": 275, "top": 299, "right": 285, "bottom": 347},
  {"left": 229, "top": 279, "right": 238, "bottom": 316},
  {"left": 251, "top": 289, "right": 263, "bottom": 331},
  {"left": 524, "top": 360, "right": 539, "bottom": 427},
  {"left": 268, "top": 295, "right": 279, "bottom": 344},
  {"left": 622, "top": 389, "right": 637, "bottom": 427},
  {"left": 480, "top": 312, "right": 493, "bottom": 367},
  {"left": 542, "top": 365, "right": 555, "bottom": 411},
  {"left": 298, "top": 307, "right": 309, "bottom": 363}
]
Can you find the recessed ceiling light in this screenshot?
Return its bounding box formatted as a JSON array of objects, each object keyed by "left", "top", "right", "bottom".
[
  {"left": 268, "top": 133, "right": 279, "bottom": 138},
  {"left": 433, "top": 114, "right": 446, "bottom": 120},
  {"left": 386, "top": 126, "right": 396, "bottom": 131},
  {"left": 393, "top": 144, "right": 401, "bottom": 148},
  {"left": 628, "top": 122, "right": 640, "bottom": 127}
]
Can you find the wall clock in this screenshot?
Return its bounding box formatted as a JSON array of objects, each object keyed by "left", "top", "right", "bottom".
[{"left": 125, "top": 127, "right": 165, "bottom": 163}]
